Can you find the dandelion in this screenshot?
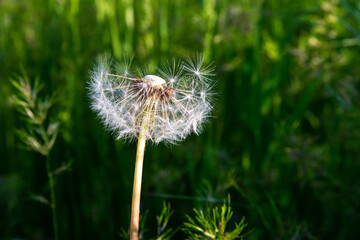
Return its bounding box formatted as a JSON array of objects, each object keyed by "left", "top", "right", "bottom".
[{"left": 88, "top": 54, "right": 215, "bottom": 240}]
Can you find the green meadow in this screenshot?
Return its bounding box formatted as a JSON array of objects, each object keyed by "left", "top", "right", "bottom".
[{"left": 1, "top": 0, "right": 360, "bottom": 239}]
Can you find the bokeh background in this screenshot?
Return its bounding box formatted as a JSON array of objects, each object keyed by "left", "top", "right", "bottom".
[{"left": 1, "top": 0, "right": 360, "bottom": 239}]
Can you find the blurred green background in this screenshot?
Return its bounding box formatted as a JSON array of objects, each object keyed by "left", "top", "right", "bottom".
[{"left": 1, "top": 0, "right": 360, "bottom": 239}]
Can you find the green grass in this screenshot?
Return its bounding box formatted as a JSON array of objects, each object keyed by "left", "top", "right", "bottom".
[{"left": 1, "top": 0, "right": 360, "bottom": 239}]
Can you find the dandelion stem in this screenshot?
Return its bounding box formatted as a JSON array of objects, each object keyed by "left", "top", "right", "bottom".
[
  {"left": 46, "top": 154, "right": 59, "bottom": 240},
  {"left": 130, "top": 110, "right": 151, "bottom": 240}
]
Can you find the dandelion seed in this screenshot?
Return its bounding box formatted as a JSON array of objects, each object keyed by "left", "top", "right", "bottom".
[{"left": 88, "top": 54, "right": 215, "bottom": 144}]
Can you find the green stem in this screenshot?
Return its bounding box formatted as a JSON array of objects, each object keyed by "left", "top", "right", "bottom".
[{"left": 46, "top": 154, "right": 59, "bottom": 240}]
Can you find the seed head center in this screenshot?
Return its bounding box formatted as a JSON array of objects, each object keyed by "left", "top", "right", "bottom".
[{"left": 143, "top": 75, "right": 166, "bottom": 88}]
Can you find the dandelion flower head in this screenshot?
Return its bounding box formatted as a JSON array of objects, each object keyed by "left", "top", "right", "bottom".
[{"left": 89, "top": 55, "right": 215, "bottom": 144}]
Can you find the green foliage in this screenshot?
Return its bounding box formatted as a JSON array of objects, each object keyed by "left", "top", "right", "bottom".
[
  {"left": 183, "top": 200, "right": 247, "bottom": 240},
  {"left": 119, "top": 202, "right": 178, "bottom": 240},
  {"left": 11, "top": 76, "right": 59, "bottom": 156},
  {"left": 155, "top": 202, "right": 178, "bottom": 240},
  {"left": 11, "top": 74, "right": 68, "bottom": 240}
]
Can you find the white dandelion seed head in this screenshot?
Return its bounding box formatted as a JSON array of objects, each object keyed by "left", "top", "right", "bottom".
[{"left": 88, "top": 54, "right": 216, "bottom": 144}]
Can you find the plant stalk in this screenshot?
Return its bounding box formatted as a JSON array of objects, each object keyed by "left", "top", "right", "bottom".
[
  {"left": 46, "top": 154, "right": 59, "bottom": 240},
  {"left": 130, "top": 111, "right": 151, "bottom": 240}
]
